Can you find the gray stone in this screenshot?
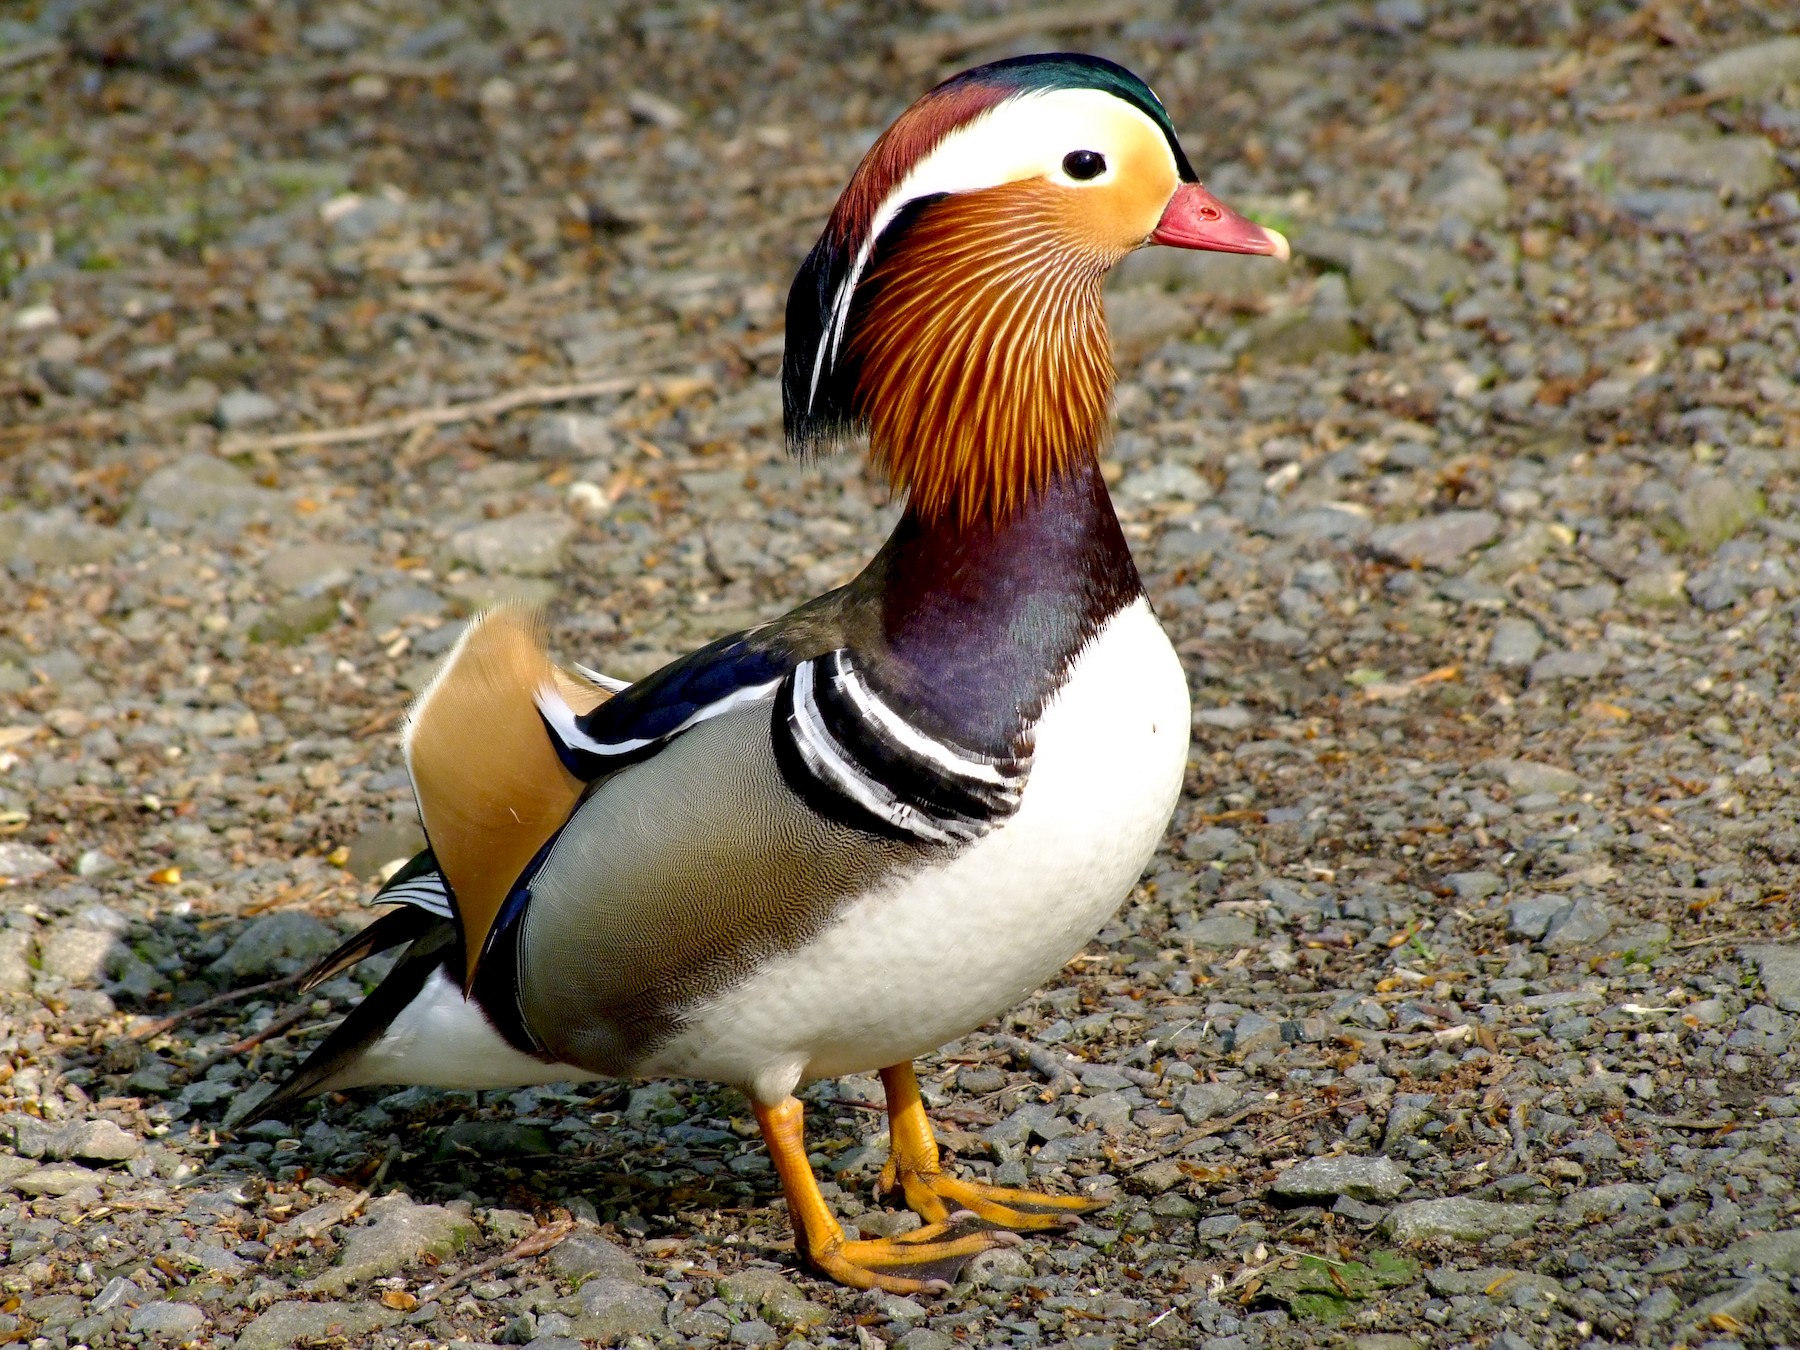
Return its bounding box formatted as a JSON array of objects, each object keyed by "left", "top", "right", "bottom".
[
  {"left": 1679, "top": 1276, "right": 1794, "bottom": 1337},
  {"left": 1480, "top": 521, "right": 1560, "bottom": 573},
  {"left": 0, "top": 509, "right": 124, "bottom": 568},
  {"left": 562, "top": 1276, "right": 667, "bottom": 1341},
  {"left": 1428, "top": 45, "right": 1556, "bottom": 84},
  {"left": 1721, "top": 1228, "right": 1800, "bottom": 1273},
  {"left": 1586, "top": 127, "right": 1781, "bottom": 200},
  {"left": 1269, "top": 504, "right": 1371, "bottom": 543},
  {"left": 1497, "top": 760, "right": 1580, "bottom": 795},
  {"left": 0, "top": 930, "right": 32, "bottom": 992},
  {"left": 894, "top": 1331, "right": 957, "bottom": 1350},
  {"left": 1195, "top": 704, "right": 1254, "bottom": 731},
  {"left": 1637, "top": 1286, "right": 1682, "bottom": 1325},
  {"left": 1385, "top": 1198, "right": 1549, "bottom": 1242},
  {"left": 623, "top": 1082, "right": 684, "bottom": 1125},
  {"left": 365, "top": 583, "right": 446, "bottom": 631},
  {"left": 529, "top": 413, "right": 614, "bottom": 461},
  {"left": 250, "top": 593, "right": 340, "bottom": 644},
  {"left": 233, "top": 1300, "right": 402, "bottom": 1350},
  {"left": 1425, "top": 1267, "right": 1563, "bottom": 1306},
  {"left": 1420, "top": 150, "right": 1509, "bottom": 224},
  {"left": 1745, "top": 945, "right": 1800, "bottom": 1013},
  {"left": 714, "top": 1269, "right": 827, "bottom": 1330},
  {"left": 1529, "top": 649, "right": 1607, "bottom": 682},
  {"left": 1445, "top": 871, "right": 1502, "bottom": 901},
  {"left": 1300, "top": 229, "right": 1471, "bottom": 308},
  {"left": 129, "top": 1302, "right": 207, "bottom": 1338},
  {"left": 547, "top": 1231, "right": 641, "bottom": 1283},
  {"left": 131, "top": 456, "right": 280, "bottom": 537},
  {"left": 1486, "top": 618, "right": 1542, "bottom": 670},
  {"left": 210, "top": 910, "right": 340, "bottom": 979},
  {"left": 13, "top": 1162, "right": 107, "bottom": 1196},
  {"left": 1542, "top": 898, "right": 1617, "bottom": 952},
  {"left": 1624, "top": 566, "right": 1687, "bottom": 605},
  {"left": 1183, "top": 827, "right": 1246, "bottom": 862},
  {"left": 1108, "top": 286, "right": 1194, "bottom": 355},
  {"left": 1178, "top": 1083, "right": 1241, "bottom": 1125},
  {"left": 214, "top": 389, "right": 280, "bottom": 428},
  {"left": 89, "top": 1276, "right": 142, "bottom": 1314},
  {"left": 1238, "top": 310, "right": 1366, "bottom": 365},
  {"left": 1692, "top": 36, "right": 1800, "bottom": 97},
  {"left": 261, "top": 543, "right": 371, "bottom": 596},
  {"left": 1272, "top": 1155, "right": 1409, "bottom": 1202},
  {"left": 967, "top": 1245, "right": 1035, "bottom": 1288},
  {"left": 1507, "top": 894, "right": 1572, "bottom": 939},
  {"left": 1680, "top": 477, "right": 1765, "bottom": 552},
  {"left": 1369, "top": 510, "right": 1500, "bottom": 568},
  {"left": 310, "top": 1194, "right": 477, "bottom": 1295},
  {"left": 1232, "top": 1011, "right": 1283, "bottom": 1055},
  {"left": 1116, "top": 462, "right": 1213, "bottom": 505},
  {"left": 37, "top": 924, "right": 117, "bottom": 984},
  {"left": 1182, "top": 914, "right": 1258, "bottom": 948},
  {"left": 0, "top": 841, "right": 55, "bottom": 880},
  {"left": 450, "top": 511, "right": 577, "bottom": 576},
  {"left": 60, "top": 1119, "right": 141, "bottom": 1162},
  {"left": 1560, "top": 1183, "right": 1655, "bottom": 1220}
]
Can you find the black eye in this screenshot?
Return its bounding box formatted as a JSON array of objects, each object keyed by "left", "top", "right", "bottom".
[{"left": 1062, "top": 150, "right": 1106, "bottom": 181}]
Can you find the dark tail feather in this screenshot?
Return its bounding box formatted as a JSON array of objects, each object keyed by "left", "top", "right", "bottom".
[
  {"left": 238, "top": 919, "right": 456, "bottom": 1130},
  {"left": 300, "top": 903, "right": 440, "bottom": 993}
]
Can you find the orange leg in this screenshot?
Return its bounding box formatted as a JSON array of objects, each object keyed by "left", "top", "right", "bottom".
[
  {"left": 753, "top": 1095, "right": 1018, "bottom": 1295},
  {"left": 876, "top": 1062, "right": 1109, "bottom": 1231}
]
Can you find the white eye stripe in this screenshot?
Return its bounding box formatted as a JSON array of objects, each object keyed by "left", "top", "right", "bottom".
[{"left": 808, "top": 87, "right": 1176, "bottom": 411}]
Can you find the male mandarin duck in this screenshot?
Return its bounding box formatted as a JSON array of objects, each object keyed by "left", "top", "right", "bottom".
[{"left": 244, "top": 53, "right": 1287, "bottom": 1293}]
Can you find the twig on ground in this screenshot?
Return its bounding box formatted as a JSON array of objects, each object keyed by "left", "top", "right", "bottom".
[
  {"left": 421, "top": 1218, "right": 577, "bottom": 1298},
  {"left": 218, "top": 375, "right": 644, "bottom": 454},
  {"left": 131, "top": 972, "right": 307, "bottom": 1040},
  {"left": 190, "top": 1003, "right": 314, "bottom": 1076}
]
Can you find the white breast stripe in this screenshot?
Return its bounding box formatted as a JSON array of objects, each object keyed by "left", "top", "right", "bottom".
[
  {"left": 828, "top": 654, "right": 1012, "bottom": 788},
  {"left": 788, "top": 662, "right": 958, "bottom": 845},
  {"left": 536, "top": 678, "right": 782, "bottom": 759}
]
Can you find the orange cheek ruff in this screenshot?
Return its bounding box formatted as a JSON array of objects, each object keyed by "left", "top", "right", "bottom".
[{"left": 842, "top": 181, "right": 1119, "bottom": 528}]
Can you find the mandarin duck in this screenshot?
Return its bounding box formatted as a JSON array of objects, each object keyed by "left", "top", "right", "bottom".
[{"left": 244, "top": 52, "right": 1287, "bottom": 1293}]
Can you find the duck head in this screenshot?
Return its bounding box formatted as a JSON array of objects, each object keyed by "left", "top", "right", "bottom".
[{"left": 783, "top": 53, "right": 1287, "bottom": 527}]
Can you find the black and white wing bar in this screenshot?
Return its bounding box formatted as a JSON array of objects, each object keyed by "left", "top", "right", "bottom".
[{"left": 773, "top": 649, "right": 1027, "bottom": 846}]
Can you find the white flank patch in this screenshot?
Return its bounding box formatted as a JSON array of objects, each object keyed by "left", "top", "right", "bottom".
[
  {"left": 338, "top": 967, "right": 600, "bottom": 1092},
  {"left": 646, "top": 598, "right": 1191, "bottom": 1102}
]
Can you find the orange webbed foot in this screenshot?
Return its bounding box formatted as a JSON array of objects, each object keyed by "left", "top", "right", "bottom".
[{"left": 876, "top": 1063, "right": 1111, "bottom": 1232}]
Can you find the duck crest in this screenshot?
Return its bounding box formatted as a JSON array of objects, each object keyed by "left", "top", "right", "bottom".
[{"left": 783, "top": 53, "right": 1194, "bottom": 528}]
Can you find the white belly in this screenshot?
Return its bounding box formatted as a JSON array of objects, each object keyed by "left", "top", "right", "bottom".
[{"left": 643, "top": 598, "right": 1190, "bottom": 1103}]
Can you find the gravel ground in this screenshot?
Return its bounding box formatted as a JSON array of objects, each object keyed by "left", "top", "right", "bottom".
[{"left": 4, "top": 2, "right": 1800, "bottom": 1348}]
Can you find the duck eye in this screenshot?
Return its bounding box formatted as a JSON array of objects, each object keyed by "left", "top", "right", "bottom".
[{"left": 1062, "top": 150, "right": 1106, "bottom": 181}]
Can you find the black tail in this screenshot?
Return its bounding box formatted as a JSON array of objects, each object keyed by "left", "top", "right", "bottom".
[{"left": 238, "top": 910, "right": 455, "bottom": 1129}]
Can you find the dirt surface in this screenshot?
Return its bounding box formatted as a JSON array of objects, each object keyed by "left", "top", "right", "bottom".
[{"left": 4, "top": 2, "right": 1800, "bottom": 1347}]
